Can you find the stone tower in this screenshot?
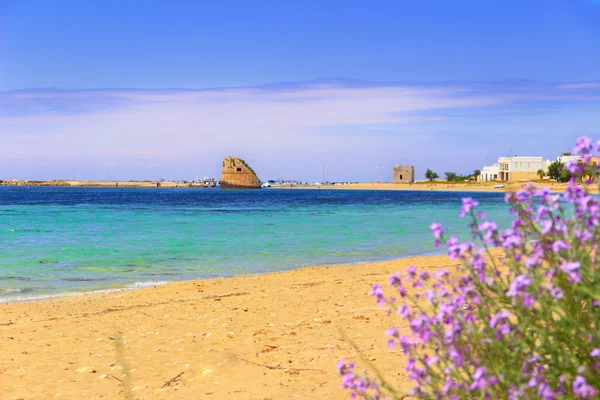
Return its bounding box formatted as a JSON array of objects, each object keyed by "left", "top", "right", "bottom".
[
  {"left": 220, "top": 157, "right": 261, "bottom": 189},
  {"left": 392, "top": 164, "right": 415, "bottom": 183}
]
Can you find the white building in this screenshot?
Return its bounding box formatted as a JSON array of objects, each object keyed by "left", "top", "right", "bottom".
[
  {"left": 497, "top": 156, "right": 544, "bottom": 182},
  {"left": 480, "top": 156, "right": 544, "bottom": 182},
  {"left": 558, "top": 155, "right": 581, "bottom": 165},
  {"left": 542, "top": 159, "right": 553, "bottom": 173},
  {"left": 542, "top": 155, "right": 581, "bottom": 174},
  {"left": 479, "top": 164, "right": 499, "bottom": 182}
]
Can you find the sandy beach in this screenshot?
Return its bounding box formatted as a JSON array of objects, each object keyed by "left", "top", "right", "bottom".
[
  {"left": 0, "top": 253, "right": 484, "bottom": 399},
  {"left": 277, "top": 181, "right": 573, "bottom": 193},
  {"left": 1, "top": 180, "right": 577, "bottom": 194}
]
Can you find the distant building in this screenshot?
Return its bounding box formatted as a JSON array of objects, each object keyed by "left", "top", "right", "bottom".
[
  {"left": 542, "top": 155, "right": 582, "bottom": 174},
  {"left": 479, "top": 164, "right": 499, "bottom": 182},
  {"left": 542, "top": 159, "right": 553, "bottom": 173},
  {"left": 498, "top": 156, "right": 544, "bottom": 182},
  {"left": 392, "top": 165, "right": 415, "bottom": 183},
  {"left": 479, "top": 156, "right": 544, "bottom": 182},
  {"left": 557, "top": 155, "right": 581, "bottom": 165}
]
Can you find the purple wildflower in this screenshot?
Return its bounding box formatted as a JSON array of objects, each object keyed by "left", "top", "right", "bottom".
[
  {"left": 490, "top": 310, "right": 511, "bottom": 328},
  {"left": 398, "top": 335, "right": 412, "bottom": 354},
  {"left": 574, "top": 136, "right": 592, "bottom": 154},
  {"left": 435, "top": 268, "right": 448, "bottom": 278},
  {"left": 386, "top": 327, "right": 399, "bottom": 349},
  {"left": 507, "top": 274, "right": 532, "bottom": 297},
  {"left": 479, "top": 220, "right": 498, "bottom": 244},
  {"left": 369, "top": 283, "right": 385, "bottom": 305},
  {"left": 540, "top": 219, "right": 553, "bottom": 235},
  {"left": 560, "top": 262, "right": 581, "bottom": 283},
  {"left": 469, "top": 366, "right": 488, "bottom": 391},
  {"left": 550, "top": 287, "right": 564, "bottom": 300},
  {"left": 430, "top": 222, "right": 443, "bottom": 239},
  {"left": 501, "top": 229, "right": 522, "bottom": 250},
  {"left": 397, "top": 303, "right": 410, "bottom": 318},
  {"left": 551, "top": 240, "right": 570, "bottom": 253},
  {"left": 460, "top": 197, "right": 480, "bottom": 218},
  {"left": 573, "top": 375, "right": 597, "bottom": 398},
  {"left": 537, "top": 383, "right": 556, "bottom": 399},
  {"left": 389, "top": 272, "right": 402, "bottom": 287},
  {"left": 336, "top": 359, "right": 348, "bottom": 374}
]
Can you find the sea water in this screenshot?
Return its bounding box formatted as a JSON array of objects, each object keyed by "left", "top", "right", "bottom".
[{"left": 0, "top": 187, "right": 513, "bottom": 300}]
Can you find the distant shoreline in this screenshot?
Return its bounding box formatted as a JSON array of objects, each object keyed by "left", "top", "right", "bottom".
[
  {"left": 0, "top": 179, "right": 209, "bottom": 188},
  {"left": 271, "top": 181, "right": 571, "bottom": 193},
  {"left": 0, "top": 179, "right": 571, "bottom": 193}
]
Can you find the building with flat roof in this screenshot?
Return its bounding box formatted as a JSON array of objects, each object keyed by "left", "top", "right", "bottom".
[
  {"left": 479, "top": 164, "right": 499, "bottom": 182},
  {"left": 497, "top": 156, "right": 543, "bottom": 182},
  {"left": 480, "top": 156, "right": 544, "bottom": 182},
  {"left": 392, "top": 164, "right": 415, "bottom": 183}
]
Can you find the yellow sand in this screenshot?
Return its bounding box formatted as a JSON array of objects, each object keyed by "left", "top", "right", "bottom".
[
  {"left": 0, "top": 254, "right": 475, "bottom": 399},
  {"left": 276, "top": 181, "right": 574, "bottom": 193},
  {"left": 3, "top": 179, "right": 579, "bottom": 193}
]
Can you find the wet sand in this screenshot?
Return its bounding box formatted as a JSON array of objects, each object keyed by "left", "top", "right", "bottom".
[{"left": 0, "top": 253, "right": 477, "bottom": 399}]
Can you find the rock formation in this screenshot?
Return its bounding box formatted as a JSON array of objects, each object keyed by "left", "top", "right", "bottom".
[{"left": 220, "top": 157, "right": 261, "bottom": 189}]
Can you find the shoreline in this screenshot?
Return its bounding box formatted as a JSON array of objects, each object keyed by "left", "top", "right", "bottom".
[
  {"left": 0, "top": 280, "right": 171, "bottom": 304},
  {"left": 0, "top": 179, "right": 210, "bottom": 188},
  {"left": 273, "top": 181, "right": 572, "bottom": 193},
  {"left": 0, "top": 249, "right": 446, "bottom": 304},
  {"left": 0, "top": 179, "right": 573, "bottom": 193},
  {"left": 0, "top": 252, "right": 487, "bottom": 399}
]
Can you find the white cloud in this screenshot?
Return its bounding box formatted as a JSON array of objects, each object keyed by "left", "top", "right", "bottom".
[{"left": 1, "top": 81, "right": 599, "bottom": 180}]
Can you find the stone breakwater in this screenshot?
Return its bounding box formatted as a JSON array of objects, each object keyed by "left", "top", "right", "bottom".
[
  {"left": 220, "top": 157, "right": 261, "bottom": 189},
  {"left": 0, "top": 180, "right": 208, "bottom": 188},
  {"left": 0, "top": 180, "right": 71, "bottom": 186}
]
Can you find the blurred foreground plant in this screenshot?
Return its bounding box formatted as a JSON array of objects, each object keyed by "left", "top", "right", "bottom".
[{"left": 339, "top": 137, "right": 600, "bottom": 399}]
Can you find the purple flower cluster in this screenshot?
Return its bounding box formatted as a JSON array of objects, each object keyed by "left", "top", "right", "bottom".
[
  {"left": 339, "top": 137, "right": 600, "bottom": 399},
  {"left": 337, "top": 360, "right": 382, "bottom": 399}
]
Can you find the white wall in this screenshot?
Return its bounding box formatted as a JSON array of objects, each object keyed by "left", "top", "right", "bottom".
[
  {"left": 498, "top": 157, "right": 543, "bottom": 172},
  {"left": 480, "top": 164, "right": 499, "bottom": 181}
]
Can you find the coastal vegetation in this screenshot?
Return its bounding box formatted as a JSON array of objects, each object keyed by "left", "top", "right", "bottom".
[
  {"left": 537, "top": 169, "right": 546, "bottom": 179},
  {"left": 339, "top": 137, "right": 600, "bottom": 399},
  {"left": 424, "top": 169, "right": 480, "bottom": 183},
  {"left": 443, "top": 171, "right": 477, "bottom": 182},
  {"left": 547, "top": 160, "right": 573, "bottom": 182},
  {"left": 425, "top": 169, "right": 439, "bottom": 181}
]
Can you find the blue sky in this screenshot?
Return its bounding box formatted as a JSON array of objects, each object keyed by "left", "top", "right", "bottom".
[{"left": 1, "top": 0, "right": 600, "bottom": 181}]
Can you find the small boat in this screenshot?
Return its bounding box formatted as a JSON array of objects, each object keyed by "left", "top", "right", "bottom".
[
  {"left": 494, "top": 184, "right": 505, "bottom": 189},
  {"left": 261, "top": 182, "right": 271, "bottom": 188}
]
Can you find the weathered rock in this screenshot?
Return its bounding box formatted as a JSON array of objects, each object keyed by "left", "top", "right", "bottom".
[{"left": 220, "top": 157, "right": 261, "bottom": 189}]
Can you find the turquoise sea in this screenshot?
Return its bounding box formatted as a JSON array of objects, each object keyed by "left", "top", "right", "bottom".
[{"left": 0, "top": 187, "right": 513, "bottom": 300}]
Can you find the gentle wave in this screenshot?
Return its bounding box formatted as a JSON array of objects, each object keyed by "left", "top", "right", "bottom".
[
  {"left": 0, "top": 280, "right": 169, "bottom": 303},
  {"left": 0, "top": 288, "right": 22, "bottom": 294},
  {"left": 61, "top": 277, "right": 108, "bottom": 282},
  {"left": 0, "top": 276, "right": 32, "bottom": 281},
  {"left": 126, "top": 281, "right": 169, "bottom": 288}
]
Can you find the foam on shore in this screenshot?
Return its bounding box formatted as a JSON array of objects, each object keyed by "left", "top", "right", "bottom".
[{"left": 0, "top": 280, "right": 169, "bottom": 303}]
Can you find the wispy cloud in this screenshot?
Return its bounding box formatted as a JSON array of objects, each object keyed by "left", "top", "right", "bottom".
[
  {"left": 558, "top": 82, "right": 600, "bottom": 90},
  {"left": 1, "top": 80, "right": 599, "bottom": 180}
]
